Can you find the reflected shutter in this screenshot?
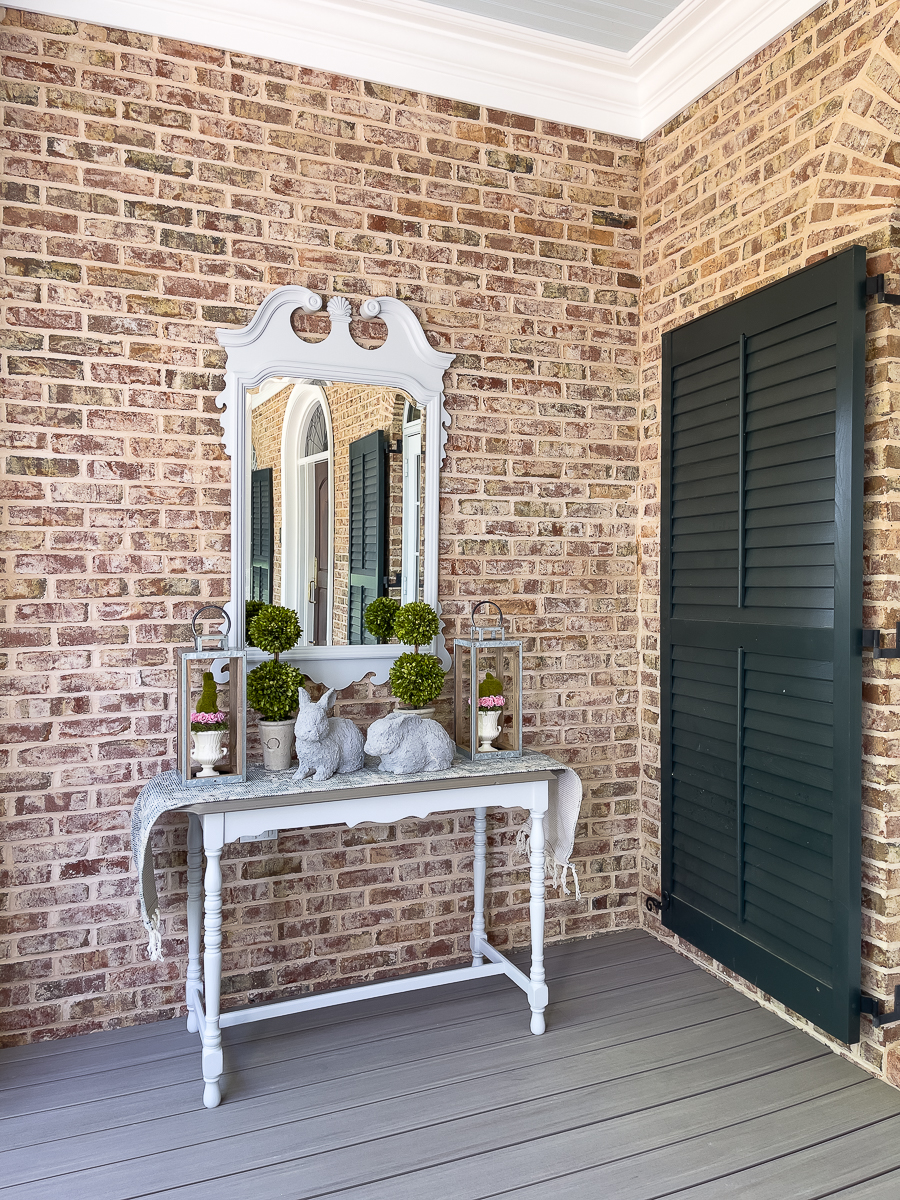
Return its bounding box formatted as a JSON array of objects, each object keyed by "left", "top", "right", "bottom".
[
  {"left": 661, "top": 245, "right": 865, "bottom": 1042},
  {"left": 250, "top": 467, "right": 273, "bottom": 605},
  {"left": 348, "top": 430, "right": 385, "bottom": 645}
]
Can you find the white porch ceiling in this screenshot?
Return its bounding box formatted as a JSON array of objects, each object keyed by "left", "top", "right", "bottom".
[
  {"left": 26, "top": 0, "right": 822, "bottom": 138},
  {"left": 419, "top": 0, "right": 686, "bottom": 54}
]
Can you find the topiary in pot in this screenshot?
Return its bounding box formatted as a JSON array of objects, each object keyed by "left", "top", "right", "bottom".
[
  {"left": 247, "top": 604, "right": 304, "bottom": 769},
  {"left": 248, "top": 605, "right": 302, "bottom": 662},
  {"left": 364, "top": 595, "right": 400, "bottom": 643},
  {"left": 389, "top": 652, "right": 446, "bottom": 709},
  {"left": 246, "top": 659, "right": 305, "bottom": 723},
  {"left": 393, "top": 601, "right": 440, "bottom": 652},
  {"left": 387, "top": 600, "right": 445, "bottom": 710}
]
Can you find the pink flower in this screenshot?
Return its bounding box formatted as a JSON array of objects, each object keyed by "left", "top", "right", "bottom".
[
  {"left": 469, "top": 696, "right": 505, "bottom": 708},
  {"left": 191, "top": 711, "right": 227, "bottom": 724}
]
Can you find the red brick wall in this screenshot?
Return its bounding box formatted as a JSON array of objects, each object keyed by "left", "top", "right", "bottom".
[
  {"left": 0, "top": 8, "right": 642, "bottom": 1043},
  {"left": 637, "top": 0, "right": 900, "bottom": 1087}
]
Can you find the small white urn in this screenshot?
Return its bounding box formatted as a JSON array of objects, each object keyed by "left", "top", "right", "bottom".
[
  {"left": 258, "top": 719, "right": 295, "bottom": 771},
  {"left": 191, "top": 729, "right": 226, "bottom": 778},
  {"left": 477, "top": 709, "right": 501, "bottom": 752}
]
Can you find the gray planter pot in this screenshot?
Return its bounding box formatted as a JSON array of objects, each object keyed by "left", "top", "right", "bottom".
[{"left": 258, "top": 719, "right": 295, "bottom": 771}]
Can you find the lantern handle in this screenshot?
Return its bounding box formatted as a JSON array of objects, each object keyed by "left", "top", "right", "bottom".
[
  {"left": 470, "top": 600, "right": 505, "bottom": 641},
  {"left": 191, "top": 605, "right": 231, "bottom": 651}
]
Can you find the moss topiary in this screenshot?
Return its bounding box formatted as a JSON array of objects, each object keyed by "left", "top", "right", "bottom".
[
  {"left": 246, "top": 659, "right": 305, "bottom": 723},
  {"left": 248, "top": 605, "right": 301, "bottom": 660},
  {"left": 393, "top": 601, "right": 440, "bottom": 652},
  {"left": 478, "top": 671, "right": 504, "bottom": 699},
  {"left": 388, "top": 652, "right": 446, "bottom": 708},
  {"left": 191, "top": 670, "right": 228, "bottom": 732},
  {"left": 364, "top": 596, "right": 400, "bottom": 643}
]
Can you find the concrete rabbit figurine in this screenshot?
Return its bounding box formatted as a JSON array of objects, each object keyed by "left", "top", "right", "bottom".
[
  {"left": 364, "top": 711, "right": 455, "bottom": 775},
  {"left": 293, "top": 688, "right": 365, "bottom": 781}
]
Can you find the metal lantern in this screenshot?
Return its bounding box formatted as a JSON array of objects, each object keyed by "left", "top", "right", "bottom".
[
  {"left": 454, "top": 601, "right": 523, "bottom": 760},
  {"left": 176, "top": 606, "right": 247, "bottom": 786}
]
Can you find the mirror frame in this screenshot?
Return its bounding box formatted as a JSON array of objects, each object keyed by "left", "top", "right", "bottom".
[{"left": 216, "top": 286, "right": 455, "bottom": 689}]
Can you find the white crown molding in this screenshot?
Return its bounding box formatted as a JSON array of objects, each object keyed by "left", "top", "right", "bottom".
[
  {"left": 632, "top": 0, "right": 822, "bottom": 137},
  {"left": 25, "top": 0, "right": 822, "bottom": 139}
]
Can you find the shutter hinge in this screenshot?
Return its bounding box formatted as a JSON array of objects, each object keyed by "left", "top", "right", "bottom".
[
  {"left": 861, "top": 986, "right": 900, "bottom": 1028},
  {"left": 866, "top": 275, "right": 900, "bottom": 305},
  {"left": 645, "top": 891, "right": 671, "bottom": 916},
  {"left": 863, "top": 626, "right": 900, "bottom": 659}
]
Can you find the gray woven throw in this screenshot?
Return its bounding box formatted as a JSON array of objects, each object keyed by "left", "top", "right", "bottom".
[{"left": 131, "top": 754, "right": 582, "bottom": 961}]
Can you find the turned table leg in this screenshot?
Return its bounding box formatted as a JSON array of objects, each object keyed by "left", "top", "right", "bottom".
[
  {"left": 185, "top": 813, "right": 203, "bottom": 1034},
  {"left": 528, "top": 801, "right": 548, "bottom": 1035},
  {"left": 471, "top": 806, "right": 487, "bottom": 965},
  {"left": 201, "top": 814, "right": 225, "bottom": 1108}
]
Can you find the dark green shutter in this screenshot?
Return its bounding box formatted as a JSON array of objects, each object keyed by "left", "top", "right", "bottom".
[
  {"left": 250, "top": 467, "right": 273, "bottom": 605},
  {"left": 661, "top": 245, "right": 865, "bottom": 1043},
  {"left": 348, "top": 430, "right": 385, "bottom": 645}
]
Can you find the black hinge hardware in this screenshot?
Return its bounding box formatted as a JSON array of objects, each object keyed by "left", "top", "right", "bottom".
[
  {"left": 863, "top": 626, "right": 900, "bottom": 659},
  {"left": 860, "top": 986, "right": 900, "bottom": 1028},
  {"left": 645, "top": 891, "right": 671, "bottom": 916},
  {"left": 866, "top": 275, "right": 900, "bottom": 305}
]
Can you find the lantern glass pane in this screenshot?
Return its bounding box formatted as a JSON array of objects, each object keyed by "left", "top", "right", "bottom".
[
  {"left": 454, "top": 642, "right": 472, "bottom": 754},
  {"left": 176, "top": 649, "right": 247, "bottom": 785},
  {"left": 454, "top": 635, "right": 522, "bottom": 760}
]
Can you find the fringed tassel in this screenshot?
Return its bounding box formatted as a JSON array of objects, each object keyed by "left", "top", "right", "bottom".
[
  {"left": 146, "top": 909, "right": 163, "bottom": 962},
  {"left": 516, "top": 821, "right": 581, "bottom": 899}
]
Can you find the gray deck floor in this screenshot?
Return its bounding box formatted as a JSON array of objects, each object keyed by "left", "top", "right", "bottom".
[{"left": 3, "top": 931, "right": 900, "bottom": 1199}]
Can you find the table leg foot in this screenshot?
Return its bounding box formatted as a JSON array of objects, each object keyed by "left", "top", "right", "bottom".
[
  {"left": 187, "top": 1009, "right": 199, "bottom": 1035},
  {"left": 203, "top": 1080, "right": 221, "bottom": 1109},
  {"left": 530, "top": 1009, "right": 546, "bottom": 1035}
]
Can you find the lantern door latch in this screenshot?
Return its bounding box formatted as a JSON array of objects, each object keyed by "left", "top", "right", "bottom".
[
  {"left": 866, "top": 275, "right": 900, "bottom": 305},
  {"left": 861, "top": 986, "right": 900, "bottom": 1028},
  {"left": 863, "top": 626, "right": 900, "bottom": 658}
]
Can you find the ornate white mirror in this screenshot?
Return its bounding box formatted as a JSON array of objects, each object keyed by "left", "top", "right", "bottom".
[{"left": 216, "top": 287, "right": 454, "bottom": 689}]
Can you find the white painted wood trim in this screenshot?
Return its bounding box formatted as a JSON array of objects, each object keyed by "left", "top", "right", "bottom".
[
  {"left": 217, "top": 961, "right": 509, "bottom": 1028},
  {"left": 27, "top": 0, "right": 822, "bottom": 138},
  {"left": 218, "top": 777, "right": 550, "bottom": 841},
  {"left": 216, "top": 288, "right": 454, "bottom": 687}
]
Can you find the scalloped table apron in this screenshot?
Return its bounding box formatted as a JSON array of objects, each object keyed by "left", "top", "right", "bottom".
[{"left": 131, "top": 753, "right": 582, "bottom": 1107}]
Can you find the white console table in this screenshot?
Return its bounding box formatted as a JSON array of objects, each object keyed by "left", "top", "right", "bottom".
[{"left": 138, "top": 759, "right": 561, "bottom": 1108}]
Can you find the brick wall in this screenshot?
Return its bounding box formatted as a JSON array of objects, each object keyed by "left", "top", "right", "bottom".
[
  {"left": 0, "top": 8, "right": 642, "bottom": 1043},
  {"left": 637, "top": 0, "right": 900, "bottom": 1088}
]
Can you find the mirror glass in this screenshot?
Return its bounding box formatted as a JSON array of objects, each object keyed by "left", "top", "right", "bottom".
[{"left": 246, "top": 377, "right": 425, "bottom": 647}]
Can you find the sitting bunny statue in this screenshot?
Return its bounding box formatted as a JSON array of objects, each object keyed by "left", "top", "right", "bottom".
[
  {"left": 293, "top": 688, "right": 365, "bottom": 781},
  {"left": 364, "top": 711, "right": 455, "bottom": 775}
]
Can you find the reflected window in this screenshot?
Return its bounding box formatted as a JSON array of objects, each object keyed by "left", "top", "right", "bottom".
[{"left": 305, "top": 405, "right": 329, "bottom": 457}]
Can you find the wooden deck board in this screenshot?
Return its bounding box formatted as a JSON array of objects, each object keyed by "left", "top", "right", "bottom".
[{"left": 1, "top": 931, "right": 898, "bottom": 1200}]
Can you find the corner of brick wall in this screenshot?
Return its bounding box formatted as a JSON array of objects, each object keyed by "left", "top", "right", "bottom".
[{"left": 636, "top": 0, "right": 900, "bottom": 1085}]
